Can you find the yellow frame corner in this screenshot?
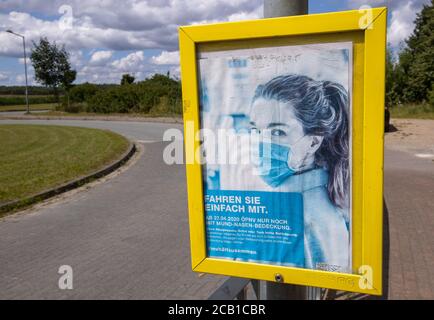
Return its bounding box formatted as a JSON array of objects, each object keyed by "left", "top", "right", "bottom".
[{"left": 179, "top": 8, "right": 387, "bottom": 296}]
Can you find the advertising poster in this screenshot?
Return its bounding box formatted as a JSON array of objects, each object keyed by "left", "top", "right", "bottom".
[{"left": 198, "top": 42, "right": 353, "bottom": 274}]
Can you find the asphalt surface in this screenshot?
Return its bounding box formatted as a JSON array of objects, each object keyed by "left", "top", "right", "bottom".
[
  {"left": 0, "top": 119, "right": 225, "bottom": 299},
  {"left": 0, "top": 119, "right": 433, "bottom": 299}
]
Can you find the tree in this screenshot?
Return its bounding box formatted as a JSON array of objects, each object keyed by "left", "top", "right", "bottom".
[
  {"left": 121, "top": 73, "right": 135, "bottom": 85},
  {"left": 58, "top": 47, "right": 76, "bottom": 109},
  {"left": 30, "top": 37, "right": 76, "bottom": 102},
  {"left": 398, "top": 0, "right": 433, "bottom": 103},
  {"left": 385, "top": 46, "right": 394, "bottom": 107}
]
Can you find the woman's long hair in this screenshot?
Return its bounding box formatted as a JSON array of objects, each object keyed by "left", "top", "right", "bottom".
[{"left": 253, "top": 74, "right": 349, "bottom": 208}]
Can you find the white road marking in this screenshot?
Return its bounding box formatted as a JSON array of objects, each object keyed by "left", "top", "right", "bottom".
[
  {"left": 415, "top": 153, "right": 434, "bottom": 159},
  {"left": 137, "top": 140, "right": 157, "bottom": 144}
]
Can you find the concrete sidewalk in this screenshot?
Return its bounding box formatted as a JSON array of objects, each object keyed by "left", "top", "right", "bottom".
[
  {"left": 384, "top": 149, "right": 434, "bottom": 299},
  {"left": 0, "top": 118, "right": 432, "bottom": 299},
  {"left": 383, "top": 118, "right": 434, "bottom": 299}
]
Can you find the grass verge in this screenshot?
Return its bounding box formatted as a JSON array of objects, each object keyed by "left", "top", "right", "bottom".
[
  {"left": 28, "top": 110, "right": 182, "bottom": 119},
  {"left": 0, "top": 103, "right": 57, "bottom": 112},
  {"left": 0, "top": 124, "right": 129, "bottom": 213},
  {"left": 390, "top": 104, "right": 434, "bottom": 120}
]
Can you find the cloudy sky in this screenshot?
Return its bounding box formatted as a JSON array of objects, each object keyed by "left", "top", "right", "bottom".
[{"left": 0, "top": 0, "right": 430, "bottom": 85}]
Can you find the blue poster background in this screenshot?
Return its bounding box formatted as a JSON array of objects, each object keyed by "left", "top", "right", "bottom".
[{"left": 205, "top": 190, "right": 305, "bottom": 267}]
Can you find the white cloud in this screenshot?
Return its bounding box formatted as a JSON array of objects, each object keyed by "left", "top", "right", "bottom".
[
  {"left": 347, "top": 0, "right": 431, "bottom": 48},
  {"left": 0, "top": 72, "right": 8, "bottom": 81},
  {"left": 0, "top": 1, "right": 264, "bottom": 84},
  {"left": 388, "top": 1, "right": 423, "bottom": 48},
  {"left": 5, "top": 0, "right": 432, "bottom": 58},
  {"left": 151, "top": 51, "right": 179, "bottom": 65},
  {"left": 227, "top": 5, "right": 262, "bottom": 21},
  {"left": 15, "top": 73, "right": 34, "bottom": 84},
  {"left": 76, "top": 50, "right": 177, "bottom": 84},
  {"left": 18, "top": 57, "right": 31, "bottom": 65},
  {"left": 5, "top": 0, "right": 429, "bottom": 85},
  {"left": 69, "top": 50, "right": 84, "bottom": 68},
  {"left": 348, "top": 0, "right": 387, "bottom": 7},
  {"left": 89, "top": 50, "right": 113, "bottom": 65},
  {"left": 0, "top": 1, "right": 263, "bottom": 57},
  {"left": 111, "top": 51, "right": 144, "bottom": 72}
]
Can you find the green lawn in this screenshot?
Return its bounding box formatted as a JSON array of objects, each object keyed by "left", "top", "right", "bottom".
[
  {"left": 0, "top": 103, "right": 57, "bottom": 112},
  {"left": 390, "top": 104, "right": 434, "bottom": 120},
  {"left": 0, "top": 124, "right": 129, "bottom": 208}
]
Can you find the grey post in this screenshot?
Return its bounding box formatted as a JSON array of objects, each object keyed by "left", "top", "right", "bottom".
[
  {"left": 22, "top": 35, "right": 29, "bottom": 114},
  {"left": 264, "top": 0, "right": 308, "bottom": 18},
  {"left": 253, "top": 0, "right": 315, "bottom": 301},
  {"left": 6, "top": 30, "right": 30, "bottom": 114}
]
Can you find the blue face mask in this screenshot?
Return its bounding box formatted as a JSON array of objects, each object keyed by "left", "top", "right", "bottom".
[{"left": 252, "top": 141, "right": 296, "bottom": 188}]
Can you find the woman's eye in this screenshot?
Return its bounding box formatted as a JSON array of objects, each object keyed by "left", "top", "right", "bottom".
[{"left": 271, "top": 129, "right": 287, "bottom": 137}]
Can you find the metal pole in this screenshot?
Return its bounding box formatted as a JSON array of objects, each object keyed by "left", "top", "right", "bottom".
[
  {"left": 264, "top": 0, "right": 308, "bottom": 18},
  {"left": 6, "top": 30, "right": 30, "bottom": 114},
  {"left": 22, "top": 36, "right": 29, "bottom": 114},
  {"left": 254, "top": 0, "right": 311, "bottom": 300}
]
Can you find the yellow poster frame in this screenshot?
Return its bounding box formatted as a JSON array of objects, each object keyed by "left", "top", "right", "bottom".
[{"left": 179, "top": 8, "right": 387, "bottom": 295}]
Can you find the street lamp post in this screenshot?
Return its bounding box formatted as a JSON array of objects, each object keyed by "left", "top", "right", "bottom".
[
  {"left": 6, "top": 30, "right": 30, "bottom": 114},
  {"left": 252, "top": 0, "right": 318, "bottom": 301}
]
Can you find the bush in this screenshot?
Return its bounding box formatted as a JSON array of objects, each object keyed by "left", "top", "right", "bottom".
[
  {"left": 63, "top": 102, "right": 86, "bottom": 113},
  {"left": 87, "top": 90, "right": 116, "bottom": 113},
  {"left": 0, "top": 95, "right": 57, "bottom": 106},
  {"left": 0, "top": 85, "right": 61, "bottom": 95},
  {"left": 58, "top": 83, "right": 100, "bottom": 113},
  {"left": 135, "top": 74, "right": 182, "bottom": 113},
  {"left": 50, "top": 73, "right": 183, "bottom": 115},
  {"left": 149, "top": 96, "right": 182, "bottom": 115},
  {"left": 87, "top": 85, "right": 140, "bottom": 113},
  {"left": 69, "top": 83, "right": 99, "bottom": 103},
  {"left": 85, "top": 74, "right": 182, "bottom": 114}
]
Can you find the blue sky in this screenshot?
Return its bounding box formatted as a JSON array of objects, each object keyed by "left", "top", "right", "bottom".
[{"left": 0, "top": 0, "right": 430, "bottom": 86}]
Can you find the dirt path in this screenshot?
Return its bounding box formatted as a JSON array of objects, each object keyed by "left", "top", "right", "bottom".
[{"left": 386, "top": 119, "right": 434, "bottom": 159}]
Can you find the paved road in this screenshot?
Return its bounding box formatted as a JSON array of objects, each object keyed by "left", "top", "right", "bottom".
[
  {"left": 0, "top": 119, "right": 225, "bottom": 299},
  {"left": 0, "top": 119, "right": 433, "bottom": 299}
]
